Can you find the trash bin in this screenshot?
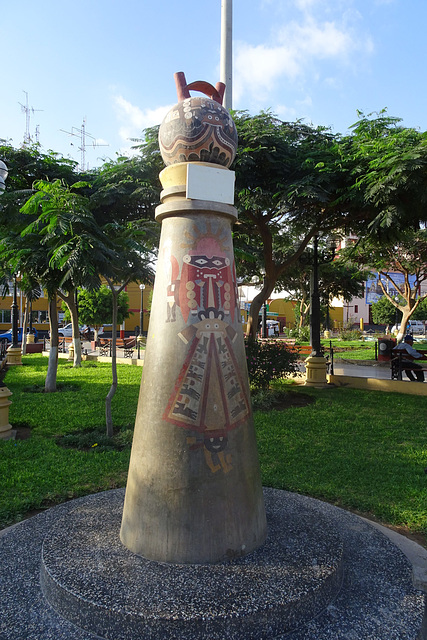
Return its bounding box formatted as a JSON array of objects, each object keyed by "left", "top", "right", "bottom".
[{"left": 377, "top": 338, "right": 396, "bottom": 361}]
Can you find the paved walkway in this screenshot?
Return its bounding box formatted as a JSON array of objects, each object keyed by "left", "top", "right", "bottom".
[{"left": 331, "top": 360, "right": 392, "bottom": 379}]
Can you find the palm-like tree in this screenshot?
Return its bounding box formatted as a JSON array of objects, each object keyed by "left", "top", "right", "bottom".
[{"left": 101, "top": 221, "right": 154, "bottom": 436}]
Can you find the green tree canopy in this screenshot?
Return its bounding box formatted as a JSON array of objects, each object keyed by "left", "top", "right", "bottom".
[
  {"left": 231, "top": 111, "right": 350, "bottom": 337},
  {"left": 371, "top": 295, "right": 402, "bottom": 327},
  {"left": 75, "top": 285, "right": 129, "bottom": 329},
  {"left": 343, "top": 229, "right": 427, "bottom": 340}
]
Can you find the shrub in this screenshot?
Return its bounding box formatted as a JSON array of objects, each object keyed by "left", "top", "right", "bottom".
[
  {"left": 245, "top": 338, "right": 300, "bottom": 389},
  {"left": 288, "top": 326, "right": 310, "bottom": 342},
  {"left": 339, "top": 328, "right": 362, "bottom": 341}
]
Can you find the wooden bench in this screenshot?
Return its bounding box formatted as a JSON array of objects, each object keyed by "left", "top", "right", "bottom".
[
  {"left": 58, "top": 336, "right": 73, "bottom": 352},
  {"left": 391, "top": 348, "right": 427, "bottom": 381},
  {"left": 284, "top": 343, "right": 324, "bottom": 357},
  {"left": 99, "top": 337, "right": 136, "bottom": 358}
]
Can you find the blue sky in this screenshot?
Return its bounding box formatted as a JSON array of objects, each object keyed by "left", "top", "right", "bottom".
[{"left": 1, "top": 0, "right": 426, "bottom": 169}]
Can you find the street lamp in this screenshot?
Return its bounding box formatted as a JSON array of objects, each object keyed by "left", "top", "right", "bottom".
[
  {"left": 309, "top": 235, "right": 322, "bottom": 357},
  {"left": 139, "top": 284, "right": 146, "bottom": 337},
  {"left": 259, "top": 270, "right": 268, "bottom": 339},
  {"left": 305, "top": 234, "right": 335, "bottom": 386},
  {"left": 10, "top": 275, "right": 19, "bottom": 349}
]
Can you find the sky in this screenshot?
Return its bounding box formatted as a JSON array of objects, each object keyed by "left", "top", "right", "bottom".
[{"left": 1, "top": 0, "right": 426, "bottom": 170}]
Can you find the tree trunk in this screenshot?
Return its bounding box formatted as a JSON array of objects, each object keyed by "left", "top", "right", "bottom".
[
  {"left": 377, "top": 274, "right": 421, "bottom": 344},
  {"left": 299, "top": 293, "right": 310, "bottom": 329},
  {"left": 22, "top": 297, "right": 29, "bottom": 356},
  {"left": 57, "top": 289, "right": 81, "bottom": 367},
  {"left": 93, "top": 326, "right": 102, "bottom": 344},
  {"left": 246, "top": 222, "right": 316, "bottom": 340},
  {"left": 247, "top": 276, "right": 275, "bottom": 340},
  {"left": 45, "top": 296, "right": 59, "bottom": 393},
  {"left": 396, "top": 308, "right": 415, "bottom": 343}
]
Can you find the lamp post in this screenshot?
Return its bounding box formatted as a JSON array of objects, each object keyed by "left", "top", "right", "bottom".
[
  {"left": 139, "top": 284, "right": 145, "bottom": 338},
  {"left": 10, "top": 275, "right": 19, "bottom": 349},
  {"left": 309, "top": 235, "right": 322, "bottom": 357},
  {"left": 260, "top": 271, "right": 268, "bottom": 338},
  {"left": 305, "top": 235, "right": 335, "bottom": 386}
]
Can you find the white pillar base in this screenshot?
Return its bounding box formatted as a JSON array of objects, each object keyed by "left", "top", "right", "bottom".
[{"left": 304, "top": 355, "right": 328, "bottom": 387}]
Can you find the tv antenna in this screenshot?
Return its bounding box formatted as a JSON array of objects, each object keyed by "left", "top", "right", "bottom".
[
  {"left": 19, "top": 91, "right": 43, "bottom": 146},
  {"left": 61, "top": 118, "right": 108, "bottom": 171}
]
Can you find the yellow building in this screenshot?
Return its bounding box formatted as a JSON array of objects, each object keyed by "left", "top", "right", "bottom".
[
  {"left": 0, "top": 280, "right": 153, "bottom": 336},
  {"left": 268, "top": 298, "right": 343, "bottom": 331}
]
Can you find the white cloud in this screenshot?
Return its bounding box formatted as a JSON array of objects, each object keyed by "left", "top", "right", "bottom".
[
  {"left": 274, "top": 103, "right": 299, "bottom": 120},
  {"left": 113, "top": 96, "right": 172, "bottom": 145},
  {"left": 234, "top": 42, "right": 301, "bottom": 101},
  {"left": 234, "top": 3, "right": 374, "bottom": 106}
]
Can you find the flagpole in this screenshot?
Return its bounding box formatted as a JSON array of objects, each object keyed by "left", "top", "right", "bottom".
[{"left": 220, "top": 0, "right": 232, "bottom": 110}]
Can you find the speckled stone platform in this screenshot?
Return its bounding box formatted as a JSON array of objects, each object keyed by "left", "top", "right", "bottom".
[{"left": 0, "top": 488, "right": 424, "bottom": 639}]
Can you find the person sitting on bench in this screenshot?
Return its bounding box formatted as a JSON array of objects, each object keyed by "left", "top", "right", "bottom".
[{"left": 393, "top": 334, "right": 424, "bottom": 382}]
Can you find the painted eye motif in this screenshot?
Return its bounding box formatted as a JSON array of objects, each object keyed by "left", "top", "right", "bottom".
[
  {"left": 212, "top": 259, "right": 223, "bottom": 266},
  {"left": 214, "top": 323, "right": 219, "bottom": 329},
  {"left": 195, "top": 258, "right": 208, "bottom": 265}
]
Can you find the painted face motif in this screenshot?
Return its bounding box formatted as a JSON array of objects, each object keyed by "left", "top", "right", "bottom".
[
  {"left": 194, "top": 316, "right": 228, "bottom": 339},
  {"left": 204, "top": 434, "right": 228, "bottom": 453},
  {"left": 184, "top": 255, "right": 230, "bottom": 270}
]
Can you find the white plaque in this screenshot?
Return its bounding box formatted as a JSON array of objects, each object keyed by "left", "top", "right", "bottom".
[{"left": 186, "top": 164, "right": 235, "bottom": 205}]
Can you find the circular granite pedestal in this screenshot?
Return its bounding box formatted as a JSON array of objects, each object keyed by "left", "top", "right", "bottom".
[
  {"left": 0, "top": 488, "right": 424, "bottom": 639},
  {"left": 40, "top": 490, "right": 343, "bottom": 640}
]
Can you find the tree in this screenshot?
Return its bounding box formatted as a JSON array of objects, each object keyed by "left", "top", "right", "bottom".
[
  {"left": 339, "top": 111, "right": 427, "bottom": 238},
  {"left": 88, "top": 133, "right": 162, "bottom": 226},
  {"left": 345, "top": 230, "right": 427, "bottom": 342},
  {"left": 20, "top": 276, "right": 41, "bottom": 356},
  {"left": 231, "top": 112, "right": 357, "bottom": 339},
  {"left": 99, "top": 221, "right": 154, "bottom": 437},
  {"left": 12, "top": 179, "right": 112, "bottom": 385},
  {"left": 371, "top": 295, "right": 402, "bottom": 329},
  {"left": 69, "top": 285, "right": 130, "bottom": 340},
  {"left": 276, "top": 246, "right": 367, "bottom": 330}
]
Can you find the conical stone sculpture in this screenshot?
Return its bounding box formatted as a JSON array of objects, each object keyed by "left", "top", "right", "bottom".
[{"left": 120, "top": 72, "right": 267, "bottom": 564}]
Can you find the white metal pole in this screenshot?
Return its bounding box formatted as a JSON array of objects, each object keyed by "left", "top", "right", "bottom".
[{"left": 220, "top": 0, "right": 233, "bottom": 110}]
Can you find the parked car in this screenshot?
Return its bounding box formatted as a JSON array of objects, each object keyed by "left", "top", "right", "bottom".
[
  {"left": 49, "top": 324, "right": 84, "bottom": 338},
  {"left": 391, "top": 320, "right": 425, "bottom": 335},
  {"left": 0, "top": 327, "right": 38, "bottom": 343},
  {"left": 58, "top": 323, "right": 77, "bottom": 337}
]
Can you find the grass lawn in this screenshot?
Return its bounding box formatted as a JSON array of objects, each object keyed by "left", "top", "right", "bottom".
[
  {"left": 1, "top": 354, "right": 426, "bottom": 546},
  {"left": 296, "top": 337, "right": 427, "bottom": 361}
]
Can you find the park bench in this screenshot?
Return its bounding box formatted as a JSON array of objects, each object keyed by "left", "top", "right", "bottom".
[
  {"left": 99, "top": 337, "right": 136, "bottom": 359},
  {"left": 57, "top": 336, "right": 73, "bottom": 352},
  {"left": 390, "top": 348, "right": 427, "bottom": 381}
]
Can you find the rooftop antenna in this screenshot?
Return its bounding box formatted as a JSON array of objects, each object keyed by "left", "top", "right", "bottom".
[
  {"left": 19, "top": 91, "right": 43, "bottom": 146},
  {"left": 61, "top": 118, "right": 108, "bottom": 171}
]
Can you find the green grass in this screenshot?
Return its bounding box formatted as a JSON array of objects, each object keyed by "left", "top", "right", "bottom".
[
  {"left": 256, "top": 383, "right": 427, "bottom": 539},
  {"left": 1, "top": 355, "right": 426, "bottom": 545},
  {"left": 317, "top": 338, "right": 427, "bottom": 361},
  {"left": 1, "top": 356, "right": 139, "bottom": 526}
]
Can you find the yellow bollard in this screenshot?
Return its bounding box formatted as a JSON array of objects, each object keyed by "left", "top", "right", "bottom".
[
  {"left": 6, "top": 345, "right": 22, "bottom": 366},
  {"left": 0, "top": 385, "right": 13, "bottom": 439}
]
